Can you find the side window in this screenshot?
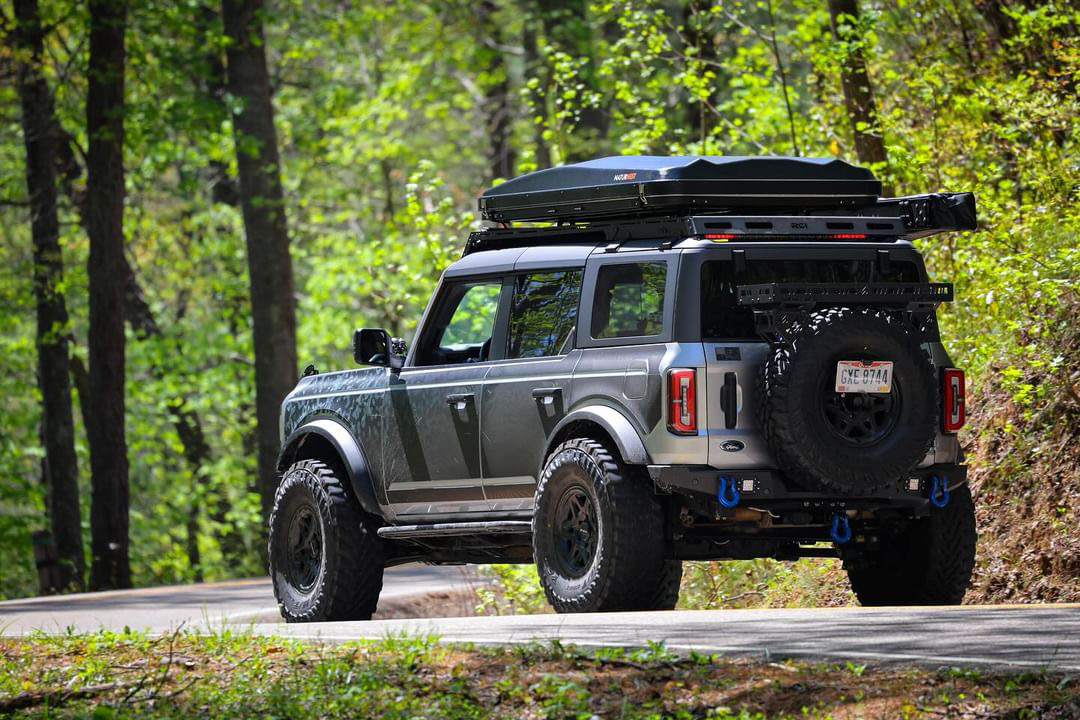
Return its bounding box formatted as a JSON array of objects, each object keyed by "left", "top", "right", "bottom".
[
  {"left": 506, "top": 270, "right": 582, "bottom": 359},
  {"left": 417, "top": 281, "right": 502, "bottom": 366},
  {"left": 591, "top": 262, "right": 667, "bottom": 339}
]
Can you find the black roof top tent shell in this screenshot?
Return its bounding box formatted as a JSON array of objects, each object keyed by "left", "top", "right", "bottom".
[{"left": 478, "top": 155, "right": 883, "bottom": 222}]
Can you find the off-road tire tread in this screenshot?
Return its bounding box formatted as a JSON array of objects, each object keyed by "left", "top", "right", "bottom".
[
  {"left": 533, "top": 437, "right": 665, "bottom": 613},
  {"left": 845, "top": 483, "right": 976, "bottom": 605},
  {"left": 650, "top": 560, "right": 684, "bottom": 610},
  {"left": 760, "top": 307, "right": 937, "bottom": 494},
  {"left": 269, "top": 459, "right": 384, "bottom": 622}
]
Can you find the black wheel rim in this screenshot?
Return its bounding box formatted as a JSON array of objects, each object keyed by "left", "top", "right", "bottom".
[
  {"left": 286, "top": 503, "right": 322, "bottom": 592},
  {"left": 821, "top": 370, "right": 902, "bottom": 446},
  {"left": 553, "top": 485, "right": 598, "bottom": 578}
]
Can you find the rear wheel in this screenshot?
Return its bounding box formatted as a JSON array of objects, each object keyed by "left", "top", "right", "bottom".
[
  {"left": 845, "top": 484, "right": 977, "bottom": 605},
  {"left": 533, "top": 437, "right": 666, "bottom": 612},
  {"left": 269, "top": 459, "right": 385, "bottom": 621}
]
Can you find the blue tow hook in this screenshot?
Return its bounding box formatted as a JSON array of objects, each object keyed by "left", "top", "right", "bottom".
[
  {"left": 831, "top": 512, "right": 852, "bottom": 545},
  {"left": 717, "top": 475, "right": 741, "bottom": 508},
  {"left": 929, "top": 475, "right": 951, "bottom": 508}
]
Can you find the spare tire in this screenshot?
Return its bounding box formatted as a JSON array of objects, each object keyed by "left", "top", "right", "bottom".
[{"left": 760, "top": 307, "right": 937, "bottom": 494}]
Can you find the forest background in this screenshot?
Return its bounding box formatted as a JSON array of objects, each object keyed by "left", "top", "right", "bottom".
[{"left": 0, "top": 0, "right": 1077, "bottom": 604}]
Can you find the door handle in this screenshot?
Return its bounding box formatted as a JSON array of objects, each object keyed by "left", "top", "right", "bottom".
[
  {"left": 531, "top": 387, "right": 562, "bottom": 406},
  {"left": 445, "top": 392, "right": 474, "bottom": 410},
  {"left": 720, "top": 372, "right": 738, "bottom": 429}
]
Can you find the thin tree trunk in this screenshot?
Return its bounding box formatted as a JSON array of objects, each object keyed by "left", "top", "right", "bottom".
[
  {"left": 13, "top": 0, "right": 85, "bottom": 593},
  {"left": 828, "top": 0, "right": 887, "bottom": 167},
  {"left": 195, "top": 2, "right": 239, "bottom": 206},
  {"left": 478, "top": 1, "right": 516, "bottom": 182},
  {"left": 683, "top": 0, "right": 719, "bottom": 150},
  {"left": 221, "top": 0, "right": 298, "bottom": 523},
  {"left": 86, "top": 0, "right": 131, "bottom": 591},
  {"left": 538, "top": 0, "right": 608, "bottom": 161},
  {"left": 522, "top": 17, "right": 551, "bottom": 169}
]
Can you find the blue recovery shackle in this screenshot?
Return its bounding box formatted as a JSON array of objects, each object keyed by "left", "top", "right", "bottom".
[
  {"left": 929, "top": 475, "right": 951, "bottom": 508},
  {"left": 717, "top": 475, "right": 741, "bottom": 508},
  {"left": 831, "top": 512, "right": 852, "bottom": 544}
]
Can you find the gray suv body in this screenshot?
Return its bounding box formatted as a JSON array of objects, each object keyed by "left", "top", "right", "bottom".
[{"left": 269, "top": 156, "right": 978, "bottom": 621}]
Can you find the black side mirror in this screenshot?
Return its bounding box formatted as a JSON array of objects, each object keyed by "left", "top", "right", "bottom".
[{"left": 354, "top": 328, "right": 405, "bottom": 370}]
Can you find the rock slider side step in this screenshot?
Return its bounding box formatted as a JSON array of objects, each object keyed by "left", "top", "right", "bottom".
[{"left": 377, "top": 521, "right": 533, "bottom": 539}]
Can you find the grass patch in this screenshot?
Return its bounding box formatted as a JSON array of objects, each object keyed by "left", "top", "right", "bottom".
[{"left": 1, "top": 630, "right": 1077, "bottom": 718}]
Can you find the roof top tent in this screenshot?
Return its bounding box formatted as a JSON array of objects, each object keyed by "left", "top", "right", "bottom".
[{"left": 475, "top": 155, "right": 976, "bottom": 245}]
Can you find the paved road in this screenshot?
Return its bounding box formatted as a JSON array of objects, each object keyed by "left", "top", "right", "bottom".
[
  {"left": 0, "top": 564, "right": 480, "bottom": 635},
  {"left": 264, "top": 604, "right": 1080, "bottom": 672},
  {"left": 3, "top": 575, "right": 1077, "bottom": 672}
]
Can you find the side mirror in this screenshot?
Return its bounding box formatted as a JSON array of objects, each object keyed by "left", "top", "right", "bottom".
[{"left": 353, "top": 328, "right": 405, "bottom": 370}]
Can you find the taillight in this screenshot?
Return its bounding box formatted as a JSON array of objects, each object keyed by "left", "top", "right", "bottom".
[
  {"left": 943, "top": 368, "right": 965, "bottom": 433},
  {"left": 668, "top": 368, "right": 697, "bottom": 435}
]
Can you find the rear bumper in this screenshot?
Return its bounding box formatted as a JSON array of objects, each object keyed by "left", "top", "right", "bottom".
[{"left": 647, "top": 463, "right": 967, "bottom": 511}]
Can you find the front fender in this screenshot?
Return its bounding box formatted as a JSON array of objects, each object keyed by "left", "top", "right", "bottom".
[
  {"left": 277, "top": 418, "right": 383, "bottom": 518},
  {"left": 549, "top": 405, "right": 651, "bottom": 465}
]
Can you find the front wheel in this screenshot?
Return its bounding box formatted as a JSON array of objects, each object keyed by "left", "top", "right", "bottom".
[
  {"left": 269, "top": 459, "right": 385, "bottom": 621},
  {"left": 532, "top": 437, "right": 666, "bottom": 613},
  {"left": 844, "top": 483, "right": 977, "bottom": 606}
]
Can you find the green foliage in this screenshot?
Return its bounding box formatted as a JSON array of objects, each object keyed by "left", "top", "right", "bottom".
[
  {"left": 475, "top": 563, "right": 550, "bottom": 615},
  {"left": 3, "top": 630, "right": 1073, "bottom": 718}
]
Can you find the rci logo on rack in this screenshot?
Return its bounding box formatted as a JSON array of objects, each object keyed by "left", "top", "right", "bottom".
[{"left": 613, "top": 172, "right": 637, "bottom": 181}]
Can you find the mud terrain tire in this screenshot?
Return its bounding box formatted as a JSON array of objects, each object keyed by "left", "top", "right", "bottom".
[
  {"left": 533, "top": 437, "right": 666, "bottom": 613},
  {"left": 845, "top": 483, "right": 977, "bottom": 605},
  {"left": 269, "top": 459, "right": 384, "bottom": 622},
  {"left": 761, "top": 307, "right": 938, "bottom": 494}
]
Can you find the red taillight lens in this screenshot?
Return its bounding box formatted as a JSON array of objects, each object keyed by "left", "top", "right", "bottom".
[
  {"left": 668, "top": 368, "right": 697, "bottom": 435},
  {"left": 943, "top": 368, "right": 966, "bottom": 433}
]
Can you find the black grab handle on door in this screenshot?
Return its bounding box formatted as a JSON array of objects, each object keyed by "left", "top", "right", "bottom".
[{"left": 720, "top": 372, "right": 738, "bottom": 429}]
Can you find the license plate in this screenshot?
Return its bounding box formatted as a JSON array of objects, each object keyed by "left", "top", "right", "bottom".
[{"left": 835, "top": 361, "right": 893, "bottom": 394}]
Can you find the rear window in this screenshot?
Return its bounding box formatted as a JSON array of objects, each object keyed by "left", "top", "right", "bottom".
[
  {"left": 507, "top": 270, "right": 582, "bottom": 358},
  {"left": 701, "top": 259, "right": 921, "bottom": 340},
  {"left": 591, "top": 262, "right": 667, "bottom": 338}
]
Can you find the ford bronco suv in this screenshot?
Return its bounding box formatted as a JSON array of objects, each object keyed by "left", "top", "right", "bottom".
[{"left": 269, "top": 156, "right": 978, "bottom": 621}]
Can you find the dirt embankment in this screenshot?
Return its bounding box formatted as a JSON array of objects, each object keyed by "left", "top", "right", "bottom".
[{"left": 964, "top": 298, "right": 1080, "bottom": 604}]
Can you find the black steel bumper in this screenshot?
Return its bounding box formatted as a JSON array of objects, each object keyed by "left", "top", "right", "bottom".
[{"left": 647, "top": 463, "right": 968, "bottom": 512}]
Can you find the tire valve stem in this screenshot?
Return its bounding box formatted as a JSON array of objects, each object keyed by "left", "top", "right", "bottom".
[
  {"left": 831, "top": 512, "right": 852, "bottom": 545},
  {"left": 929, "top": 475, "right": 951, "bottom": 508}
]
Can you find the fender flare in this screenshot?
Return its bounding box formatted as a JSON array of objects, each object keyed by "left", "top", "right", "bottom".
[
  {"left": 548, "top": 405, "right": 651, "bottom": 465},
  {"left": 277, "top": 418, "right": 383, "bottom": 518}
]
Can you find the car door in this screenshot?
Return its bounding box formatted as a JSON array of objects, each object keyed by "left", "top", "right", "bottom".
[
  {"left": 382, "top": 277, "right": 507, "bottom": 516},
  {"left": 481, "top": 269, "right": 583, "bottom": 510}
]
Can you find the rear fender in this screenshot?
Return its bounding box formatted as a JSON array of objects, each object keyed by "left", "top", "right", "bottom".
[{"left": 547, "top": 406, "right": 651, "bottom": 466}]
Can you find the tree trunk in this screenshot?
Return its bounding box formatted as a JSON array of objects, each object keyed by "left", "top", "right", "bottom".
[
  {"left": 13, "top": 0, "right": 85, "bottom": 594},
  {"left": 683, "top": 0, "right": 719, "bottom": 150},
  {"left": 86, "top": 0, "right": 131, "bottom": 591},
  {"left": 538, "top": 0, "right": 609, "bottom": 161},
  {"left": 828, "top": 0, "right": 887, "bottom": 167},
  {"left": 478, "top": 1, "right": 516, "bottom": 182},
  {"left": 522, "top": 17, "right": 551, "bottom": 169},
  {"left": 221, "top": 0, "right": 298, "bottom": 523}
]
